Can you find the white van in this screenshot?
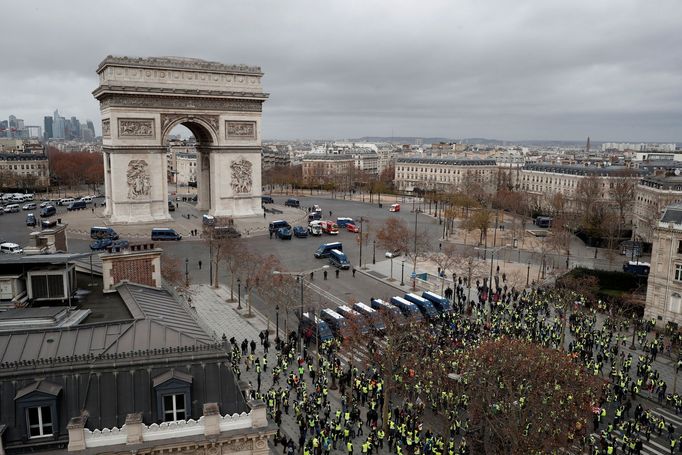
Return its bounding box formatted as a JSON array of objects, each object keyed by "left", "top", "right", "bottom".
[
  {"left": 0, "top": 242, "right": 23, "bottom": 254},
  {"left": 3, "top": 204, "right": 20, "bottom": 213},
  {"left": 58, "top": 198, "right": 75, "bottom": 206},
  {"left": 80, "top": 196, "right": 93, "bottom": 203},
  {"left": 24, "top": 193, "right": 34, "bottom": 201}
]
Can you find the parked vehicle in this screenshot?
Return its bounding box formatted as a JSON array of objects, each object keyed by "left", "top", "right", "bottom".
[
  {"left": 320, "top": 309, "right": 348, "bottom": 338},
  {"left": 22, "top": 203, "right": 37, "bottom": 210},
  {"left": 90, "top": 238, "right": 113, "bottom": 250},
  {"left": 385, "top": 249, "right": 401, "bottom": 258},
  {"left": 321, "top": 220, "right": 339, "bottom": 235},
  {"left": 269, "top": 220, "right": 291, "bottom": 234},
  {"left": 23, "top": 193, "right": 34, "bottom": 201},
  {"left": 58, "top": 198, "right": 75, "bottom": 206},
  {"left": 336, "top": 217, "right": 354, "bottom": 228},
  {"left": 293, "top": 226, "right": 308, "bottom": 238},
  {"left": 80, "top": 196, "right": 93, "bottom": 203},
  {"left": 352, "top": 302, "right": 386, "bottom": 333},
  {"left": 389, "top": 296, "right": 424, "bottom": 322},
  {"left": 403, "top": 293, "right": 439, "bottom": 320},
  {"left": 329, "top": 249, "right": 350, "bottom": 269},
  {"left": 370, "top": 298, "right": 406, "bottom": 324},
  {"left": 41, "top": 219, "right": 57, "bottom": 229},
  {"left": 0, "top": 242, "right": 23, "bottom": 254},
  {"left": 39, "top": 201, "right": 52, "bottom": 208},
  {"left": 346, "top": 223, "right": 360, "bottom": 233},
  {"left": 623, "top": 260, "right": 650, "bottom": 276},
  {"left": 308, "top": 221, "right": 323, "bottom": 236},
  {"left": 261, "top": 195, "right": 274, "bottom": 204},
  {"left": 308, "top": 211, "right": 322, "bottom": 222},
  {"left": 91, "top": 226, "right": 120, "bottom": 240},
  {"left": 299, "top": 312, "right": 334, "bottom": 343},
  {"left": 335, "top": 305, "right": 370, "bottom": 335},
  {"left": 151, "top": 228, "right": 182, "bottom": 240},
  {"left": 284, "top": 198, "right": 300, "bottom": 208},
  {"left": 314, "top": 242, "right": 343, "bottom": 258},
  {"left": 313, "top": 205, "right": 321, "bottom": 212},
  {"left": 67, "top": 200, "right": 87, "bottom": 211},
  {"left": 168, "top": 200, "right": 175, "bottom": 212},
  {"left": 534, "top": 216, "right": 553, "bottom": 228},
  {"left": 389, "top": 203, "right": 400, "bottom": 212},
  {"left": 4, "top": 204, "right": 20, "bottom": 213},
  {"left": 26, "top": 213, "right": 36, "bottom": 227},
  {"left": 40, "top": 205, "right": 56, "bottom": 217},
  {"left": 422, "top": 291, "right": 452, "bottom": 313},
  {"left": 276, "top": 227, "right": 293, "bottom": 240}
]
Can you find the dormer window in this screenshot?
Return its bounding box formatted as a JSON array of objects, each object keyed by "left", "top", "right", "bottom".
[
  {"left": 15, "top": 380, "right": 62, "bottom": 440},
  {"left": 153, "top": 370, "right": 192, "bottom": 422}
]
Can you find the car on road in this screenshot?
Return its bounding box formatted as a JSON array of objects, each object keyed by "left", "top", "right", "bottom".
[
  {"left": 39, "top": 201, "right": 52, "bottom": 208},
  {"left": 168, "top": 200, "right": 175, "bottom": 212},
  {"left": 284, "top": 198, "right": 300, "bottom": 208},
  {"left": 67, "top": 200, "right": 87, "bottom": 211},
  {"left": 90, "top": 238, "right": 113, "bottom": 250},
  {"left": 293, "top": 226, "right": 308, "bottom": 238},
  {"left": 0, "top": 242, "right": 23, "bottom": 254},
  {"left": 346, "top": 223, "right": 360, "bottom": 233},
  {"left": 261, "top": 195, "right": 274, "bottom": 204},
  {"left": 22, "top": 203, "right": 37, "bottom": 210},
  {"left": 40, "top": 205, "right": 56, "bottom": 217},
  {"left": 26, "top": 213, "right": 36, "bottom": 227},
  {"left": 269, "top": 220, "right": 291, "bottom": 234},
  {"left": 3, "top": 204, "right": 20, "bottom": 213},
  {"left": 389, "top": 203, "right": 400, "bottom": 212},
  {"left": 276, "top": 227, "right": 292, "bottom": 240},
  {"left": 385, "top": 249, "right": 401, "bottom": 258}
]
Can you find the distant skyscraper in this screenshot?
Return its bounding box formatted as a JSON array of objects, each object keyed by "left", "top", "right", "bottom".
[
  {"left": 586, "top": 136, "right": 591, "bottom": 154},
  {"left": 70, "top": 116, "right": 81, "bottom": 139},
  {"left": 53, "top": 110, "right": 65, "bottom": 139},
  {"left": 44, "top": 116, "right": 53, "bottom": 140},
  {"left": 0, "top": 120, "right": 7, "bottom": 138}
]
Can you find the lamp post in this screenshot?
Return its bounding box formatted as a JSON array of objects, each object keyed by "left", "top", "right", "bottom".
[
  {"left": 412, "top": 208, "right": 420, "bottom": 290},
  {"left": 275, "top": 305, "right": 280, "bottom": 344},
  {"left": 359, "top": 217, "right": 364, "bottom": 269},
  {"left": 372, "top": 240, "right": 376, "bottom": 264},
  {"left": 237, "top": 278, "right": 242, "bottom": 310},
  {"left": 526, "top": 261, "right": 531, "bottom": 287},
  {"left": 185, "top": 258, "right": 189, "bottom": 287},
  {"left": 401, "top": 260, "right": 405, "bottom": 286}
]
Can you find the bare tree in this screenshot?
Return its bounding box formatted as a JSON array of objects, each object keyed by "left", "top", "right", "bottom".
[
  {"left": 240, "top": 253, "right": 279, "bottom": 317},
  {"left": 610, "top": 169, "right": 638, "bottom": 226},
  {"left": 576, "top": 175, "right": 606, "bottom": 238},
  {"left": 462, "top": 208, "right": 493, "bottom": 245},
  {"left": 430, "top": 243, "right": 459, "bottom": 294},
  {"left": 201, "top": 216, "right": 238, "bottom": 289},
  {"left": 375, "top": 218, "right": 411, "bottom": 255}
]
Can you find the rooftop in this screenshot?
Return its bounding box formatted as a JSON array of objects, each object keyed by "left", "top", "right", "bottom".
[
  {"left": 522, "top": 163, "right": 640, "bottom": 176},
  {"left": 396, "top": 157, "right": 497, "bottom": 165}
]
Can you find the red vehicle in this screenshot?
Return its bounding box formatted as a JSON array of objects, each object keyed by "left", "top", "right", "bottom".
[
  {"left": 389, "top": 203, "right": 401, "bottom": 212},
  {"left": 346, "top": 223, "right": 360, "bottom": 233},
  {"left": 321, "top": 220, "right": 339, "bottom": 235}
]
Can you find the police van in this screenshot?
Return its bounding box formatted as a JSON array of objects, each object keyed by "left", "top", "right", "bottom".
[
  {"left": 151, "top": 228, "right": 182, "bottom": 241},
  {"left": 90, "top": 226, "right": 119, "bottom": 240},
  {"left": 353, "top": 302, "right": 386, "bottom": 333},
  {"left": 320, "top": 308, "right": 348, "bottom": 338},
  {"left": 299, "top": 312, "right": 334, "bottom": 343},
  {"left": 336, "top": 305, "right": 370, "bottom": 335},
  {"left": 389, "top": 296, "right": 424, "bottom": 322},
  {"left": 403, "top": 293, "right": 439, "bottom": 320},
  {"left": 314, "top": 242, "right": 342, "bottom": 258},
  {"left": 329, "top": 249, "right": 350, "bottom": 269},
  {"left": 370, "top": 298, "right": 406, "bottom": 325},
  {"left": 336, "top": 217, "right": 354, "bottom": 228},
  {"left": 422, "top": 291, "right": 451, "bottom": 313}
]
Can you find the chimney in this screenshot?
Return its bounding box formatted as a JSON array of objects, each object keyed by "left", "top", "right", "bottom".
[{"left": 100, "top": 243, "right": 163, "bottom": 293}]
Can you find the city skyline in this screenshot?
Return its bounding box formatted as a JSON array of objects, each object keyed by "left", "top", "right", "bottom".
[{"left": 1, "top": 0, "right": 681, "bottom": 142}]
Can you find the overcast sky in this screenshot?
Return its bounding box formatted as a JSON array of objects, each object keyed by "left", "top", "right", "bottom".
[{"left": 1, "top": 0, "right": 681, "bottom": 142}]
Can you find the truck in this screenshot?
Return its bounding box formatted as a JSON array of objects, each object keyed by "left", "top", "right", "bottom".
[
  {"left": 308, "top": 220, "right": 323, "bottom": 236},
  {"left": 403, "top": 293, "right": 439, "bottom": 320},
  {"left": 321, "top": 220, "right": 339, "bottom": 235}
]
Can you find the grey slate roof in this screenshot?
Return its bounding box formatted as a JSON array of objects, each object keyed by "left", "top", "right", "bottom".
[
  {"left": 397, "top": 157, "right": 496, "bottom": 166},
  {"left": 661, "top": 203, "right": 682, "bottom": 224},
  {"left": 15, "top": 380, "right": 62, "bottom": 399}
]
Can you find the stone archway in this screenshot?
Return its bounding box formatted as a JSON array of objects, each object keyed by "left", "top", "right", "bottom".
[{"left": 93, "top": 56, "right": 268, "bottom": 224}]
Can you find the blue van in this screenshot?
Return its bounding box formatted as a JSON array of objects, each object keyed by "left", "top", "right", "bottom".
[
  {"left": 336, "top": 305, "right": 370, "bottom": 335},
  {"left": 422, "top": 291, "right": 452, "bottom": 313},
  {"left": 353, "top": 302, "right": 386, "bottom": 333},
  {"left": 336, "top": 217, "right": 354, "bottom": 228},
  {"left": 314, "top": 242, "right": 342, "bottom": 258},
  {"left": 90, "top": 226, "right": 119, "bottom": 240},
  {"left": 300, "top": 312, "right": 334, "bottom": 343},
  {"left": 390, "top": 296, "right": 424, "bottom": 322},
  {"left": 404, "top": 293, "right": 439, "bottom": 320},
  {"left": 329, "top": 249, "right": 350, "bottom": 269},
  {"left": 320, "top": 308, "right": 348, "bottom": 338},
  {"left": 371, "top": 298, "right": 404, "bottom": 320},
  {"left": 151, "top": 228, "right": 182, "bottom": 241},
  {"left": 40, "top": 205, "right": 56, "bottom": 218}
]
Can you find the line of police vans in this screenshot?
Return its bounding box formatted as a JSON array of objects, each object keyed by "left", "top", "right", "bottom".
[{"left": 298, "top": 290, "right": 451, "bottom": 343}]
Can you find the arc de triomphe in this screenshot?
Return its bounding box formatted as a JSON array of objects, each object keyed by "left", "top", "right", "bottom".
[{"left": 93, "top": 56, "right": 268, "bottom": 224}]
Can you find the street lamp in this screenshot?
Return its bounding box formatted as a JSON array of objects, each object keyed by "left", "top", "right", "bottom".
[
  {"left": 185, "top": 258, "right": 189, "bottom": 287},
  {"left": 372, "top": 240, "right": 376, "bottom": 264},
  {"left": 275, "top": 304, "right": 280, "bottom": 344},
  {"left": 401, "top": 260, "right": 405, "bottom": 286},
  {"left": 237, "top": 278, "right": 242, "bottom": 310}
]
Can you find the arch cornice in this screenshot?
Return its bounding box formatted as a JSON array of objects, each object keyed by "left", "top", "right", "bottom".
[{"left": 160, "top": 114, "right": 219, "bottom": 144}]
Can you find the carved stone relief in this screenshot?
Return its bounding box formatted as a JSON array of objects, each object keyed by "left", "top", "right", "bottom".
[
  {"left": 230, "top": 158, "right": 253, "bottom": 194},
  {"left": 226, "top": 121, "right": 256, "bottom": 139},
  {"left": 102, "top": 119, "right": 111, "bottom": 137},
  {"left": 100, "top": 95, "right": 263, "bottom": 112},
  {"left": 127, "top": 160, "right": 151, "bottom": 199},
  {"left": 118, "top": 119, "right": 155, "bottom": 137},
  {"left": 222, "top": 439, "right": 254, "bottom": 453}
]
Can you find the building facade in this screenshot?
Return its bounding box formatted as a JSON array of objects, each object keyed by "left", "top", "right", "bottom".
[
  {"left": 302, "top": 154, "right": 354, "bottom": 187},
  {"left": 393, "top": 157, "right": 498, "bottom": 193},
  {"left": 633, "top": 175, "right": 682, "bottom": 244},
  {"left": 645, "top": 204, "right": 682, "bottom": 325},
  {"left": 0, "top": 152, "right": 50, "bottom": 188}
]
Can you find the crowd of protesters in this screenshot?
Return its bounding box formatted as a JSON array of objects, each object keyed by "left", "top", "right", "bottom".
[{"left": 223, "top": 274, "right": 682, "bottom": 454}]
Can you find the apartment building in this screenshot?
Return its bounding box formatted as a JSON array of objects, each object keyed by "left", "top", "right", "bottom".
[
  {"left": 393, "top": 157, "right": 498, "bottom": 193},
  {"left": 633, "top": 174, "right": 682, "bottom": 244},
  {"left": 0, "top": 152, "right": 50, "bottom": 188},
  {"left": 302, "top": 154, "right": 354, "bottom": 186}
]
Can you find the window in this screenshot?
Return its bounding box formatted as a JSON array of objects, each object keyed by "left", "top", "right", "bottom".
[
  {"left": 671, "top": 293, "right": 682, "bottom": 314},
  {"left": 678, "top": 240, "right": 682, "bottom": 255},
  {"left": 27, "top": 406, "right": 53, "bottom": 438},
  {"left": 163, "top": 393, "right": 186, "bottom": 421},
  {"left": 676, "top": 264, "right": 682, "bottom": 282}
]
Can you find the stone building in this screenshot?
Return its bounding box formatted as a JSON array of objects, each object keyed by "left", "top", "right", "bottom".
[
  {"left": 261, "top": 146, "right": 291, "bottom": 170},
  {"left": 633, "top": 174, "right": 682, "bottom": 244},
  {"left": 0, "top": 152, "right": 50, "bottom": 188},
  {"left": 302, "top": 154, "right": 354, "bottom": 188},
  {"left": 645, "top": 203, "right": 682, "bottom": 325},
  {"left": 0, "top": 248, "right": 274, "bottom": 454},
  {"left": 393, "top": 157, "right": 498, "bottom": 193}
]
